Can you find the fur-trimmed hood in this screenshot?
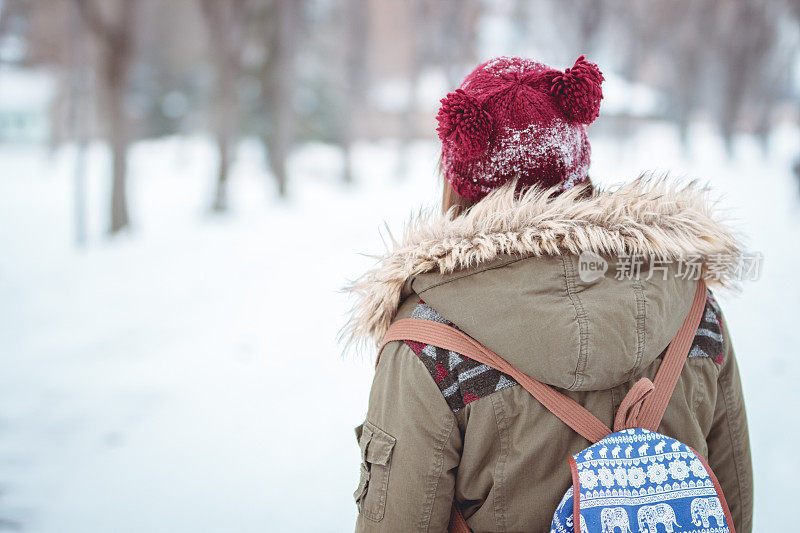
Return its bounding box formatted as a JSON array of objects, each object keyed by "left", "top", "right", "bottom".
[{"left": 341, "top": 176, "right": 742, "bottom": 388}]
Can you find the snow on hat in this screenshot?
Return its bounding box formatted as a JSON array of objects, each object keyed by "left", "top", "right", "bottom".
[{"left": 436, "top": 55, "right": 604, "bottom": 203}]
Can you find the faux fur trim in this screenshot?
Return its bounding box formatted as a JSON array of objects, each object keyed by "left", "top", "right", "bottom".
[{"left": 341, "top": 175, "right": 743, "bottom": 350}]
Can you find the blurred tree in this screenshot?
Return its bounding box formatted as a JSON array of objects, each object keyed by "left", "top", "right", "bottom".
[
  {"left": 397, "top": 0, "right": 423, "bottom": 180},
  {"left": 264, "top": 0, "right": 303, "bottom": 197},
  {"left": 75, "top": 0, "right": 139, "bottom": 234},
  {"left": 67, "top": 1, "right": 90, "bottom": 245},
  {"left": 200, "top": 0, "right": 252, "bottom": 212},
  {"left": 437, "top": 0, "right": 481, "bottom": 89},
  {"left": 601, "top": 0, "right": 798, "bottom": 153},
  {"left": 716, "top": 0, "right": 779, "bottom": 154},
  {"left": 338, "top": 0, "right": 369, "bottom": 184},
  {"left": 558, "top": 0, "right": 607, "bottom": 55},
  {"left": 670, "top": 0, "right": 718, "bottom": 146},
  {"left": 135, "top": 0, "right": 208, "bottom": 139}
]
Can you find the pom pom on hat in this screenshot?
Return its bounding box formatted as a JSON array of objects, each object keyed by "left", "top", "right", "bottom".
[
  {"left": 549, "top": 55, "right": 604, "bottom": 124},
  {"left": 436, "top": 89, "right": 493, "bottom": 160}
]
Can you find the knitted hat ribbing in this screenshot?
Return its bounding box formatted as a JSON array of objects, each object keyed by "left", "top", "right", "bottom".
[{"left": 436, "top": 55, "right": 604, "bottom": 202}]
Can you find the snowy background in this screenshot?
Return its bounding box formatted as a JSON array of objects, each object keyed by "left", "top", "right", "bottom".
[
  {"left": 2, "top": 0, "right": 800, "bottom": 532},
  {"left": 2, "top": 125, "right": 800, "bottom": 532}
]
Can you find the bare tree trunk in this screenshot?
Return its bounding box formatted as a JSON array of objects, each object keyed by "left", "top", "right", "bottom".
[
  {"left": 720, "top": 56, "right": 747, "bottom": 155},
  {"left": 674, "top": 50, "right": 701, "bottom": 148},
  {"left": 68, "top": 1, "right": 89, "bottom": 245},
  {"left": 213, "top": 130, "right": 231, "bottom": 211},
  {"left": 441, "top": 0, "right": 480, "bottom": 88},
  {"left": 107, "top": 81, "right": 130, "bottom": 232},
  {"left": 339, "top": 0, "right": 369, "bottom": 184},
  {"left": 75, "top": 0, "right": 136, "bottom": 234},
  {"left": 396, "top": 0, "right": 424, "bottom": 181},
  {"left": 558, "top": 0, "right": 605, "bottom": 54},
  {"left": 201, "top": 0, "right": 247, "bottom": 212},
  {"left": 267, "top": 0, "right": 300, "bottom": 197},
  {"left": 209, "top": 55, "right": 235, "bottom": 212},
  {"left": 672, "top": 0, "right": 716, "bottom": 149},
  {"left": 105, "top": 38, "right": 132, "bottom": 233},
  {"left": 717, "top": 0, "right": 776, "bottom": 156}
]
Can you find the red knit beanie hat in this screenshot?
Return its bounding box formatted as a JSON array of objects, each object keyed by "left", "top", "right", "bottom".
[{"left": 436, "top": 55, "right": 604, "bottom": 203}]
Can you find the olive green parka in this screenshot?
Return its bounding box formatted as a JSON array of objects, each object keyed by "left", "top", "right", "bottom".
[{"left": 344, "top": 178, "right": 752, "bottom": 533}]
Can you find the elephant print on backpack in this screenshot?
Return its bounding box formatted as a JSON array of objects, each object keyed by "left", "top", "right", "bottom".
[
  {"left": 637, "top": 503, "right": 679, "bottom": 533},
  {"left": 691, "top": 497, "right": 726, "bottom": 528},
  {"left": 600, "top": 507, "right": 632, "bottom": 533},
  {"left": 565, "top": 510, "right": 589, "bottom": 533},
  {"left": 551, "top": 427, "right": 737, "bottom": 533}
]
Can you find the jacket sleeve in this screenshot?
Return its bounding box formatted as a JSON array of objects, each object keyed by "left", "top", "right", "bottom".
[
  {"left": 354, "top": 340, "right": 462, "bottom": 533},
  {"left": 705, "top": 313, "right": 753, "bottom": 533}
]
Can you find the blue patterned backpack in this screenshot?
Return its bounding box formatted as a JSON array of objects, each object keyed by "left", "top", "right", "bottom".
[
  {"left": 550, "top": 426, "right": 732, "bottom": 533},
  {"left": 381, "top": 279, "right": 735, "bottom": 533}
]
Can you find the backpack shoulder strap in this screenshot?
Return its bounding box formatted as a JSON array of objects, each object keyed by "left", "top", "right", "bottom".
[
  {"left": 379, "top": 317, "right": 613, "bottom": 444},
  {"left": 637, "top": 279, "right": 707, "bottom": 431},
  {"left": 379, "top": 279, "right": 708, "bottom": 442}
]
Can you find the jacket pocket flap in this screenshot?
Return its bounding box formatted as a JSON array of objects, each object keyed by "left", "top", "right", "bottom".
[{"left": 362, "top": 421, "right": 396, "bottom": 465}]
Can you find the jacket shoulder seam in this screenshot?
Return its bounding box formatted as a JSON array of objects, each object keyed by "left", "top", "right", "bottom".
[
  {"left": 418, "top": 408, "right": 456, "bottom": 531},
  {"left": 718, "top": 366, "right": 747, "bottom": 529},
  {"left": 489, "top": 394, "right": 509, "bottom": 531},
  {"left": 561, "top": 256, "right": 589, "bottom": 390},
  {"left": 630, "top": 278, "right": 647, "bottom": 380}
]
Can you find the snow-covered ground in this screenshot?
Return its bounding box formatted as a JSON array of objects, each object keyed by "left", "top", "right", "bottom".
[{"left": 0, "top": 124, "right": 798, "bottom": 532}]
